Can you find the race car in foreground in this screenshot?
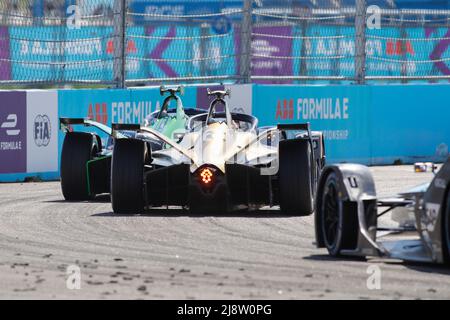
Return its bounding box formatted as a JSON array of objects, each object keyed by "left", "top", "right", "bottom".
[
  {"left": 110, "top": 89, "right": 325, "bottom": 214},
  {"left": 315, "top": 158, "right": 450, "bottom": 264},
  {"left": 59, "top": 86, "right": 204, "bottom": 201}
]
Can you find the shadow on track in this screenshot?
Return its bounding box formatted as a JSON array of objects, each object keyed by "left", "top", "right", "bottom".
[
  {"left": 397, "top": 261, "right": 450, "bottom": 276},
  {"left": 43, "top": 194, "right": 111, "bottom": 203},
  {"left": 305, "top": 254, "right": 450, "bottom": 275},
  {"left": 92, "top": 208, "right": 295, "bottom": 219},
  {"left": 304, "top": 254, "right": 367, "bottom": 263}
]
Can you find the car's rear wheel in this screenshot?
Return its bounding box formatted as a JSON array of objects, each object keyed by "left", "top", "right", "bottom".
[
  {"left": 320, "top": 172, "right": 358, "bottom": 256},
  {"left": 442, "top": 188, "right": 450, "bottom": 264},
  {"left": 111, "top": 139, "right": 145, "bottom": 214},
  {"left": 278, "top": 139, "right": 313, "bottom": 216},
  {"left": 60, "top": 132, "right": 98, "bottom": 201}
]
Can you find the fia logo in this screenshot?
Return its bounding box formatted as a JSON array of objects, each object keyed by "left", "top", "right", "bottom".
[
  {"left": 34, "top": 115, "right": 51, "bottom": 147},
  {"left": 1, "top": 114, "right": 20, "bottom": 136}
]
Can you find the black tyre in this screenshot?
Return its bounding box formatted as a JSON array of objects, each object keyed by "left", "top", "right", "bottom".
[
  {"left": 320, "top": 172, "right": 358, "bottom": 256},
  {"left": 60, "top": 132, "right": 98, "bottom": 201},
  {"left": 111, "top": 139, "right": 145, "bottom": 214},
  {"left": 442, "top": 189, "right": 450, "bottom": 264},
  {"left": 278, "top": 139, "right": 313, "bottom": 216}
]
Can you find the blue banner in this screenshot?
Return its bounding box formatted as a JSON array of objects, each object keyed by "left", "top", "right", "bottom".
[
  {"left": 252, "top": 83, "right": 450, "bottom": 164},
  {"left": 253, "top": 84, "right": 372, "bottom": 163}
]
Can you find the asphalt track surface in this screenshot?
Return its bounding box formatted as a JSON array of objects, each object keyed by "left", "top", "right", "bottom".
[{"left": 1, "top": 165, "right": 450, "bottom": 300}]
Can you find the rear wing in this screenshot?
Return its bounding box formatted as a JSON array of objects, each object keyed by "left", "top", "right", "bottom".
[
  {"left": 277, "top": 122, "right": 311, "bottom": 138},
  {"left": 278, "top": 122, "right": 325, "bottom": 168},
  {"left": 111, "top": 123, "right": 140, "bottom": 134},
  {"left": 60, "top": 118, "right": 126, "bottom": 139}
]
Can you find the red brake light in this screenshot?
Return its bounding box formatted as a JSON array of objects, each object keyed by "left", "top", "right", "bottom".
[{"left": 200, "top": 168, "right": 213, "bottom": 185}]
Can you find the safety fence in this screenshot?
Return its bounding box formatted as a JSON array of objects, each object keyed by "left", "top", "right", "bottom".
[
  {"left": 1, "top": 83, "right": 449, "bottom": 182},
  {"left": 2, "top": 1, "right": 450, "bottom": 86}
]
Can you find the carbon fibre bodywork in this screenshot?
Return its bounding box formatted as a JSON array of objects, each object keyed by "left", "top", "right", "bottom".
[{"left": 315, "top": 158, "right": 450, "bottom": 264}]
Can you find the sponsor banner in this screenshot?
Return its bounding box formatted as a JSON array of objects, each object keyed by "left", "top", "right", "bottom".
[
  {"left": 424, "top": 27, "right": 450, "bottom": 77},
  {"left": 9, "top": 26, "right": 113, "bottom": 81},
  {"left": 130, "top": 0, "right": 243, "bottom": 24},
  {"left": 293, "top": 26, "right": 450, "bottom": 79},
  {"left": 7, "top": 25, "right": 236, "bottom": 82},
  {"left": 253, "top": 84, "right": 450, "bottom": 164},
  {"left": 8, "top": 26, "right": 145, "bottom": 82},
  {"left": 252, "top": 84, "right": 372, "bottom": 163},
  {"left": 292, "top": 26, "right": 356, "bottom": 79},
  {"left": 0, "top": 26, "right": 11, "bottom": 80},
  {"left": 3, "top": 25, "right": 450, "bottom": 82},
  {"left": 237, "top": 26, "right": 294, "bottom": 84},
  {"left": 26, "top": 91, "right": 59, "bottom": 173},
  {"left": 0, "top": 92, "right": 27, "bottom": 174},
  {"left": 143, "top": 26, "right": 236, "bottom": 79},
  {"left": 369, "top": 84, "right": 450, "bottom": 164},
  {"left": 251, "top": 26, "right": 293, "bottom": 82}
]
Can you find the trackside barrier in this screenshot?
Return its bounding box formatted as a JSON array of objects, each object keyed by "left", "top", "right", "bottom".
[
  {"left": 252, "top": 84, "right": 450, "bottom": 165},
  {"left": 0, "top": 90, "right": 59, "bottom": 182},
  {"left": 0, "top": 84, "right": 448, "bottom": 182}
]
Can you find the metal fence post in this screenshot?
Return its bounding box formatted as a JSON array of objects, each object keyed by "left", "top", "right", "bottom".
[
  {"left": 240, "top": 0, "right": 252, "bottom": 83},
  {"left": 355, "top": 0, "right": 367, "bottom": 84},
  {"left": 113, "top": 0, "right": 126, "bottom": 88}
]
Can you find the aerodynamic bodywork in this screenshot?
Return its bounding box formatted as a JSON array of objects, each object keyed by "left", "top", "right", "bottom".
[
  {"left": 315, "top": 158, "right": 450, "bottom": 264},
  {"left": 110, "top": 89, "right": 326, "bottom": 215},
  {"left": 59, "top": 86, "right": 204, "bottom": 200}
]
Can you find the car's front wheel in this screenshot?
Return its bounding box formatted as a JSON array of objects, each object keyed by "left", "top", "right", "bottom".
[{"left": 320, "top": 172, "right": 358, "bottom": 256}]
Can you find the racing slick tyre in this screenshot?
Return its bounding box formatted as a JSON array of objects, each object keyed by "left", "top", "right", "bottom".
[
  {"left": 320, "top": 172, "right": 358, "bottom": 256},
  {"left": 279, "top": 139, "right": 313, "bottom": 216},
  {"left": 442, "top": 189, "right": 450, "bottom": 264},
  {"left": 60, "top": 132, "right": 99, "bottom": 201},
  {"left": 111, "top": 139, "right": 146, "bottom": 214}
]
